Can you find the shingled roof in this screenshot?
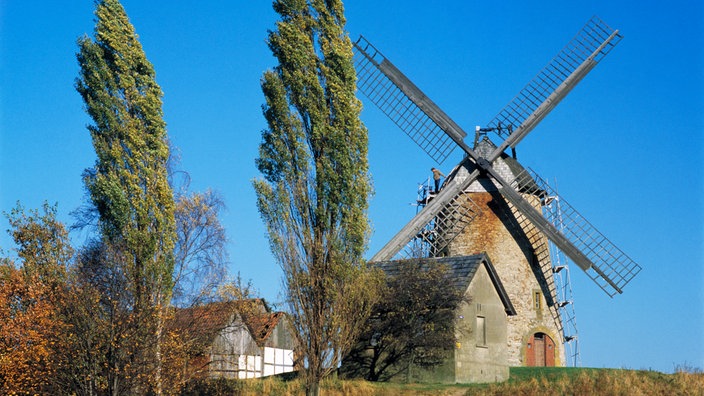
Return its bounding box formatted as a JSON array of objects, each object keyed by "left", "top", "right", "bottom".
[{"left": 374, "top": 254, "right": 516, "bottom": 316}]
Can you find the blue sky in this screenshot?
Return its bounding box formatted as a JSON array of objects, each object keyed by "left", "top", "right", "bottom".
[{"left": 1, "top": 1, "right": 702, "bottom": 373}]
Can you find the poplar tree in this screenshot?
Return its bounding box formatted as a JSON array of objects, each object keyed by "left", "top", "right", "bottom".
[
  {"left": 254, "top": 1, "right": 380, "bottom": 394},
  {"left": 75, "top": 0, "right": 175, "bottom": 392}
]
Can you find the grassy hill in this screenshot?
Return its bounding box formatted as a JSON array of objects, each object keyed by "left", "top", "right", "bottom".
[{"left": 183, "top": 366, "right": 704, "bottom": 395}]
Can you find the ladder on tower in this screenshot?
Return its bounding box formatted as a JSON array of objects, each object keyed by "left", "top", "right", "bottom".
[
  {"left": 504, "top": 170, "right": 582, "bottom": 366},
  {"left": 545, "top": 185, "right": 582, "bottom": 367},
  {"left": 550, "top": 242, "right": 582, "bottom": 367},
  {"left": 531, "top": 174, "right": 582, "bottom": 367}
]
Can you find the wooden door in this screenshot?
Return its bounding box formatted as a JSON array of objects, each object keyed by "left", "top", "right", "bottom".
[
  {"left": 534, "top": 334, "right": 546, "bottom": 366},
  {"left": 526, "top": 332, "right": 556, "bottom": 367}
]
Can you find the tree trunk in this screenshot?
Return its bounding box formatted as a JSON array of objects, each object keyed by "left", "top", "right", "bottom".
[
  {"left": 368, "top": 348, "right": 380, "bottom": 381},
  {"left": 111, "top": 375, "right": 119, "bottom": 396},
  {"left": 155, "top": 308, "right": 164, "bottom": 395},
  {"left": 306, "top": 381, "right": 319, "bottom": 396}
]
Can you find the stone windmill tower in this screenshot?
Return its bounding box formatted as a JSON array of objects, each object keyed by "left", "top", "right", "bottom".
[
  {"left": 353, "top": 16, "right": 642, "bottom": 367},
  {"left": 443, "top": 140, "right": 567, "bottom": 366}
]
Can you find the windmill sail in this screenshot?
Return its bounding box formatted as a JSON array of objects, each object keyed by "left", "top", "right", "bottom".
[
  {"left": 490, "top": 16, "right": 622, "bottom": 150},
  {"left": 474, "top": 16, "right": 637, "bottom": 296},
  {"left": 468, "top": 159, "right": 636, "bottom": 297},
  {"left": 354, "top": 35, "right": 484, "bottom": 261},
  {"left": 507, "top": 168, "right": 642, "bottom": 296},
  {"left": 353, "top": 36, "right": 466, "bottom": 164}
]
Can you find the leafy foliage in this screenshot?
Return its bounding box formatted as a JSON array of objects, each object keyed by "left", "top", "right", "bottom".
[
  {"left": 1, "top": 1, "right": 241, "bottom": 394},
  {"left": 6, "top": 202, "right": 72, "bottom": 283},
  {"left": 0, "top": 264, "right": 66, "bottom": 394},
  {"left": 0, "top": 203, "right": 73, "bottom": 394},
  {"left": 76, "top": 0, "right": 176, "bottom": 311}
]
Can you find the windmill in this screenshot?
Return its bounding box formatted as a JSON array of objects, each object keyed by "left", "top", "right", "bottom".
[{"left": 354, "top": 16, "right": 641, "bottom": 366}]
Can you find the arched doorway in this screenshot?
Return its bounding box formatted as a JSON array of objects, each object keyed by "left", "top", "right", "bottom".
[{"left": 525, "top": 332, "right": 556, "bottom": 366}]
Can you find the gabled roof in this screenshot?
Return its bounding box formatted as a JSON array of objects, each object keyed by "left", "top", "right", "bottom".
[
  {"left": 374, "top": 253, "right": 516, "bottom": 316},
  {"left": 170, "top": 299, "right": 287, "bottom": 351},
  {"left": 169, "top": 301, "right": 238, "bottom": 353}
]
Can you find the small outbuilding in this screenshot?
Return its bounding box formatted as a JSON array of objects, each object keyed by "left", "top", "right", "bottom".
[
  {"left": 372, "top": 253, "right": 516, "bottom": 383},
  {"left": 171, "top": 299, "right": 296, "bottom": 379}
]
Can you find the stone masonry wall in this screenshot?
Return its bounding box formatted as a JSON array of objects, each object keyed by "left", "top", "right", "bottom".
[{"left": 448, "top": 189, "right": 565, "bottom": 367}]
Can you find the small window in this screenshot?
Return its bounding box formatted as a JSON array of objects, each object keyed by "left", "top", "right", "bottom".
[
  {"left": 534, "top": 291, "right": 542, "bottom": 311},
  {"left": 476, "top": 316, "right": 486, "bottom": 346}
]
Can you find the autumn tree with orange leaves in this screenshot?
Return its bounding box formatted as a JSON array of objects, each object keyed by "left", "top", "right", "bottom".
[{"left": 0, "top": 203, "right": 73, "bottom": 394}]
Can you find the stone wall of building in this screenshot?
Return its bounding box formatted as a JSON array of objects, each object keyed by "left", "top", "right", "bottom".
[
  {"left": 447, "top": 187, "right": 564, "bottom": 367},
  {"left": 454, "top": 264, "right": 510, "bottom": 383}
]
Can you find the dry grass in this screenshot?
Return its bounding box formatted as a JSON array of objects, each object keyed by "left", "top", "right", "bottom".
[
  {"left": 472, "top": 368, "right": 704, "bottom": 396},
  {"left": 181, "top": 368, "right": 704, "bottom": 395}
]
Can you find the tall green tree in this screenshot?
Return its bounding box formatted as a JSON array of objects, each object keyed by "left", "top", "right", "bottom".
[
  {"left": 254, "top": 1, "right": 380, "bottom": 395},
  {"left": 75, "top": 0, "right": 175, "bottom": 393},
  {"left": 76, "top": 0, "right": 175, "bottom": 310}
]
